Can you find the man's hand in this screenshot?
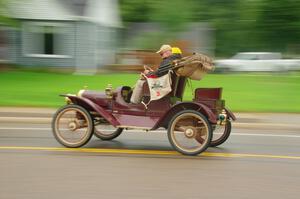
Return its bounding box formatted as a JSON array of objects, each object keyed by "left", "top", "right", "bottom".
[
  {"left": 143, "top": 65, "right": 153, "bottom": 73},
  {"left": 140, "top": 72, "right": 146, "bottom": 80},
  {"left": 143, "top": 69, "right": 151, "bottom": 74},
  {"left": 140, "top": 65, "right": 156, "bottom": 79}
]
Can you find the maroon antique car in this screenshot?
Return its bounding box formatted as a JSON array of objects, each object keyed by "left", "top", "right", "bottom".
[{"left": 52, "top": 54, "right": 236, "bottom": 156}]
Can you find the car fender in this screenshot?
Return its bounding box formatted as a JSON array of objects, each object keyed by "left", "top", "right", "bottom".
[
  {"left": 225, "top": 107, "right": 236, "bottom": 121},
  {"left": 62, "top": 95, "right": 120, "bottom": 126},
  {"left": 153, "top": 102, "right": 217, "bottom": 129}
]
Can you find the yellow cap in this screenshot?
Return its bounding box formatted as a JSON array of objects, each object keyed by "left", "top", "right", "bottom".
[
  {"left": 156, "top": 44, "right": 172, "bottom": 54},
  {"left": 172, "top": 47, "right": 182, "bottom": 54}
]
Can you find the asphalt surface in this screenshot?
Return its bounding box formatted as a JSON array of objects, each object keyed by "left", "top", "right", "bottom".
[{"left": 0, "top": 119, "right": 300, "bottom": 199}]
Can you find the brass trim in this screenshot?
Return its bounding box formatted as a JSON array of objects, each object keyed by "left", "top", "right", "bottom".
[
  {"left": 77, "top": 89, "right": 86, "bottom": 98},
  {"left": 65, "top": 97, "right": 72, "bottom": 104}
]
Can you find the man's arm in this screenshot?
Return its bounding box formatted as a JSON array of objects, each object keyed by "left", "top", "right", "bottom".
[{"left": 148, "top": 55, "right": 181, "bottom": 77}]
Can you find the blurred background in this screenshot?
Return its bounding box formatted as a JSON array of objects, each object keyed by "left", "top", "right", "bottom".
[
  {"left": 1, "top": 0, "right": 300, "bottom": 71},
  {"left": 0, "top": 0, "right": 300, "bottom": 112}
]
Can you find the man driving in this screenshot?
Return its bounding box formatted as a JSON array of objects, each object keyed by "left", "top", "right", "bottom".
[
  {"left": 130, "top": 45, "right": 182, "bottom": 104},
  {"left": 143, "top": 44, "right": 182, "bottom": 78}
]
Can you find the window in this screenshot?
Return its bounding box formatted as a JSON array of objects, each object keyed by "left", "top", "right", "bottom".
[
  {"left": 44, "top": 27, "right": 54, "bottom": 54},
  {"left": 22, "top": 22, "right": 71, "bottom": 58}
]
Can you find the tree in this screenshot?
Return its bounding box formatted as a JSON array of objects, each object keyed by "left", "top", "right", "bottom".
[
  {"left": 149, "top": 0, "right": 193, "bottom": 32},
  {"left": 119, "top": 0, "right": 150, "bottom": 22},
  {"left": 120, "top": 0, "right": 193, "bottom": 32},
  {"left": 120, "top": 0, "right": 300, "bottom": 56},
  {"left": 256, "top": 0, "right": 300, "bottom": 53},
  {"left": 0, "top": 0, "right": 18, "bottom": 27},
  {"left": 120, "top": 0, "right": 194, "bottom": 49}
]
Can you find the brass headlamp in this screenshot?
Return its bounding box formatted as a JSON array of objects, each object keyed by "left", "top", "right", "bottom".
[
  {"left": 105, "top": 84, "right": 113, "bottom": 99},
  {"left": 218, "top": 109, "right": 227, "bottom": 125}
]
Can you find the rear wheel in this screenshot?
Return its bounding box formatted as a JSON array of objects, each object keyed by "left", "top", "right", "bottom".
[
  {"left": 52, "top": 105, "right": 94, "bottom": 148},
  {"left": 94, "top": 121, "right": 123, "bottom": 140},
  {"left": 210, "top": 121, "right": 231, "bottom": 147},
  {"left": 168, "top": 110, "right": 212, "bottom": 156}
]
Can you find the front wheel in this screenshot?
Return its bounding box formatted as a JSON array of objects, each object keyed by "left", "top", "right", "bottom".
[
  {"left": 168, "top": 110, "right": 212, "bottom": 156},
  {"left": 52, "top": 105, "right": 94, "bottom": 148},
  {"left": 210, "top": 121, "right": 231, "bottom": 147}
]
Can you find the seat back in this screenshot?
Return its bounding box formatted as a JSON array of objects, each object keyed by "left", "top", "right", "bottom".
[{"left": 170, "top": 72, "right": 187, "bottom": 100}]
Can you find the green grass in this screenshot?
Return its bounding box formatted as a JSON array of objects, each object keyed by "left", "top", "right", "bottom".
[{"left": 0, "top": 71, "right": 300, "bottom": 112}]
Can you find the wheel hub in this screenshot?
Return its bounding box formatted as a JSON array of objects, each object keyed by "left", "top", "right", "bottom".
[
  {"left": 68, "top": 122, "right": 77, "bottom": 131},
  {"left": 184, "top": 128, "right": 195, "bottom": 138}
]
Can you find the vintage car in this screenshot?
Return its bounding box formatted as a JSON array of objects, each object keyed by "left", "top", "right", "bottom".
[{"left": 52, "top": 53, "right": 236, "bottom": 156}]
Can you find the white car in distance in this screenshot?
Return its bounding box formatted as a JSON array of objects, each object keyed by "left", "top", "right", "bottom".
[{"left": 214, "top": 52, "right": 300, "bottom": 72}]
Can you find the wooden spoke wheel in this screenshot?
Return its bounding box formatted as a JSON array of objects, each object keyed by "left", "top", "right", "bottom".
[
  {"left": 52, "top": 105, "right": 94, "bottom": 148},
  {"left": 210, "top": 120, "right": 231, "bottom": 147},
  {"left": 168, "top": 110, "right": 212, "bottom": 156},
  {"left": 94, "top": 121, "right": 123, "bottom": 141}
]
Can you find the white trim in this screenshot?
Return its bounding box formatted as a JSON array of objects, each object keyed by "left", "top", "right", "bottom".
[
  {"left": 24, "top": 54, "right": 72, "bottom": 58},
  {"left": 0, "top": 59, "right": 10, "bottom": 63},
  {"left": 23, "top": 21, "right": 71, "bottom": 28}
]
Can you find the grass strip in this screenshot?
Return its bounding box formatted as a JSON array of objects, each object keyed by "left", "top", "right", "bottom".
[{"left": 0, "top": 71, "right": 300, "bottom": 112}]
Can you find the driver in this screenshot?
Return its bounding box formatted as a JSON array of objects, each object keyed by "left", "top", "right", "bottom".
[
  {"left": 130, "top": 45, "right": 182, "bottom": 104},
  {"left": 143, "top": 44, "right": 182, "bottom": 78}
]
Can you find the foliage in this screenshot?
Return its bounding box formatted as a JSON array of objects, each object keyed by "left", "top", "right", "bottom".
[
  {"left": 120, "top": 0, "right": 193, "bottom": 32},
  {"left": 129, "top": 32, "right": 170, "bottom": 50},
  {"left": 0, "top": 0, "right": 19, "bottom": 27},
  {"left": 119, "top": 0, "right": 150, "bottom": 22},
  {"left": 120, "top": 0, "right": 194, "bottom": 49},
  {"left": 120, "top": 0, "right": 300, "bottom": 57},
  {"left": 256, "top": 0, "right": 300, "bottom": 54},
  {"left": 148, "top": 0, "right": 193, "bottom": 32}
]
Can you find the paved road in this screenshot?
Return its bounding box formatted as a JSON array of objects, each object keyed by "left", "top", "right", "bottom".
[{"left": 0, "top": 122, "right": 299, "bottom": 199}]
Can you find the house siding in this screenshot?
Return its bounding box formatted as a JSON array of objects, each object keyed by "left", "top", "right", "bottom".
[
  {"left": 75, "top": 21, "right": 98, "bottom": 72},
  {"left": 96, "top": 25, "right": 118, "bottom": 67},
  {"left": 10, "top": 20, "right": 76, "bottom": 67},
  {"left": 7, "top": 27, "right": 19, "bottom": 63},
  {"left": 74, "top": 21, "right": 119, "bottom": 73},
  {"left": 8, "top": 20, "right": 120, "bottom": 70}
]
